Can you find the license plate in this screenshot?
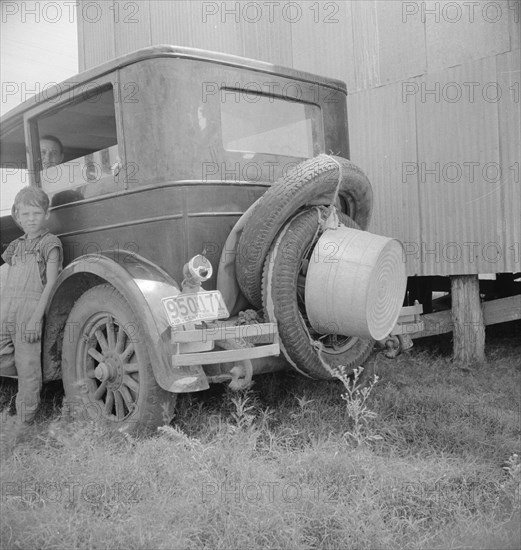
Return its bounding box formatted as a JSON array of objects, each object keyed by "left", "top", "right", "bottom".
[{"left": 162, "top": 291, "right": 229, "bottom": 326}]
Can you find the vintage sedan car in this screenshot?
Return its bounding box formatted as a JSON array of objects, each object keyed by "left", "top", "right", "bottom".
[{"left": 0, "top": 45, "right": 405, "bottom": 432}]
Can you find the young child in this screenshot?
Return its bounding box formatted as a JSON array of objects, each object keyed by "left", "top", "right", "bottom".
[{"left": 0, "top": 186, "right": 62, "bottom": 424}]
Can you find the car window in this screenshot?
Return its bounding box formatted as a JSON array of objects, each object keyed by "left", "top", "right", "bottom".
[
  {"left": 35, "top": 85, "right": 120, "bottom": 204},
  {"left": 0, "top": 122, "right": 28, "bottom": 215},
  {"left": 220, "top": 92, "right": 319, "bottom": 158}
]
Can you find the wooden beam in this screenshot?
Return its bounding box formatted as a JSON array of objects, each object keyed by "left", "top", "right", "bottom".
[
  {"left": 483, "top": 295, "right": 521, "bottom": 325},
  {"left": 408, "top": 295, "right": 521, "bottom": 339},
  {"left": 411, "top": 309, "right": 453, "bottom": 338}
]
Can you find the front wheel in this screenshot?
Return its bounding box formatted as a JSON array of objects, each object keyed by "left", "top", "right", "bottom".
[{"left": 61, "top": 284, "right": 177, "bottom": 434}]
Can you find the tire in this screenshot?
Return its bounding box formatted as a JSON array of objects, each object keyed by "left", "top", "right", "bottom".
[
  {"left": 237, "top": 155, "right": 373, "bottom": 308},
  {"left": 263, "top": 208, "right": 375, "bottom": 380},
  {"left": 61, "top": 284, "right": 177, "bottom": 434}
]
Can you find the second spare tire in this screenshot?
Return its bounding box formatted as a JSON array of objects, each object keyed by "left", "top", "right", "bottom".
[
  {"left": 236, "top": 155, "right": 373, "bottom": 308},
  {"left": 262, "top": 208, "right": 375, "bottom": 379}
]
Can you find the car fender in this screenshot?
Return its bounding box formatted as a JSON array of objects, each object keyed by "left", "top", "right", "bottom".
[{"left": 43, "top": 251, "right": 209, "bottom": 392}]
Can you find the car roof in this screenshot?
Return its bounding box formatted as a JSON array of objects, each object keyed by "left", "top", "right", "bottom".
[{"left": 1, "top": 44, "right": 347, "bottom": 134}]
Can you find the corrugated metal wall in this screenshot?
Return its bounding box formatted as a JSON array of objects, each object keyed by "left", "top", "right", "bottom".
[{"left": 77, "top": 0, "right": 520, "bottom": 276}]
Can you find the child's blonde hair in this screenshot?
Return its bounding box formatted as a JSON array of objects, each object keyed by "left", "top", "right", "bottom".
[{"left": 12, "top": 186, "right": 50, "bottom": 217}]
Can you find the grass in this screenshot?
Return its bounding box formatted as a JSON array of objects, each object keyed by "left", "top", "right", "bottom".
[{"left": 0, "top": 321, "right": 520, "bottom": 550}]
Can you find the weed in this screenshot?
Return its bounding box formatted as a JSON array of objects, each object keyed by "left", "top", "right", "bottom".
[
  {"left": 501, "top": 453, "right": 521, "bottom": 512},
  {"left": 335, "top": 366, "right": 383, "bottom": 447},
  {"left": 0, "top": 323, "right": 520, "bottom": 550},
  {"left": 228, "top": 389, "right": 256, "bottom": 431}
]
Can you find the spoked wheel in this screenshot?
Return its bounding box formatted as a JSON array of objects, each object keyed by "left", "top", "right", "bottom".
[
  {"left": 61, "top": 284, "right": 177, "bottom": 434},
  {"left": 263, "top": 208, "right": 375, "bottom": 379}
]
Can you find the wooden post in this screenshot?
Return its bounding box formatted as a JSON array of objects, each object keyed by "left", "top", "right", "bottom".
[{"left": 450, "top": 275, "right": 485, "bottom": 363}]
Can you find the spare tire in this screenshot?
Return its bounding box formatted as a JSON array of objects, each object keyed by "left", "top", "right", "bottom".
[
  {"left": 236, "top": 155, "right": 373, "bottom": 308},
  {"left": 262, "top": 208, "right": 374, "bottom": 380}
]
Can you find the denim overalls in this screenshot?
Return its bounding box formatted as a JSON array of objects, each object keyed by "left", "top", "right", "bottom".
[{"left": 0, "top": 232, "right": 59, "bottom": 423}]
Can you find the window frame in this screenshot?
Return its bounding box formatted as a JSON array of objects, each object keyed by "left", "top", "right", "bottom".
[
  {"left": 23, "top": 73, "right": 128, "bottom": 198},
  {"left": 220, "top": 89, "right": 322, "bottom": 159}
]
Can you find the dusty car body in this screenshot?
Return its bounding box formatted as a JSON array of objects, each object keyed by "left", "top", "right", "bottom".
[{"left": 0, "top": 45, "right": 405, "bottom": 432}]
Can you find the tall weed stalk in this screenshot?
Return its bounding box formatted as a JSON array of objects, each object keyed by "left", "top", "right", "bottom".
[{"left": 335, "top": 366, "right": 382, "bottom": 447}]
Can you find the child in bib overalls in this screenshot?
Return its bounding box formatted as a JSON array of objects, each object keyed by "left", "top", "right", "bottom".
[{"left": 0, "top": 186, "right": 62, "bottom": 424}]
